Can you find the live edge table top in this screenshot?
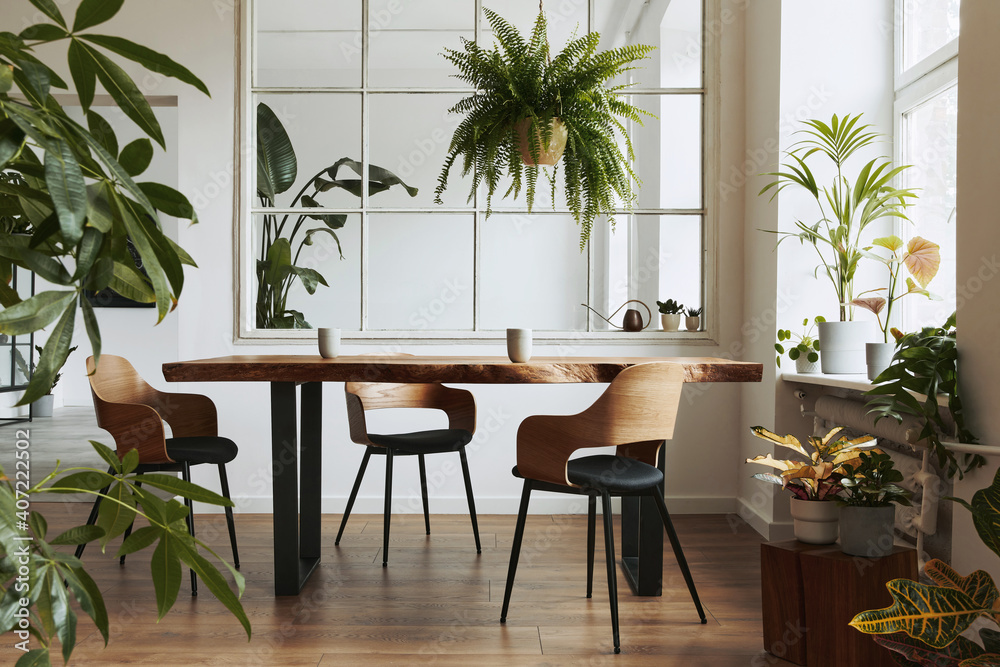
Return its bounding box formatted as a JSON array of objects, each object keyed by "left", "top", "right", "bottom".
[{"left": 162, "top": 354, "right": 763, "bottom": 385}]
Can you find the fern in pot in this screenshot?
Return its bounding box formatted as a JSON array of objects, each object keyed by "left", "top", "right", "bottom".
[{"left": 435, "top": 8, "right": 654, "bottom": 250}]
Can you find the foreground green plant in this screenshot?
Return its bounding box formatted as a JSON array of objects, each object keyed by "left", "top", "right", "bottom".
[
  {"left": 760, "top": 113, "right": 918, "bottom": 321},
  {"left": 435, "top": 8, "right": 653, "bottom": 250},
  {"left": 1, "top": 442, "right": 249, "bottom": 667},
  {"left": 865, "top": 312, "right": 985, "bottom": 477},
  {"left": 850, "top": 468, "right": 1000, "bottom": 666},
  {"left": 255, "top": 102, "right": 416, "bottom": 328},
  {"left": 0, "top": 0, "right": 205, "bottom": 402}
]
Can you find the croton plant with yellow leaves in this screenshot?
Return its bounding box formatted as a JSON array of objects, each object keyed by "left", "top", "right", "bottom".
[
  {"left": 746, "top": 426, "right": 879, "bottom": 500},
  {"left": 852, "top": 235, "right": 942, "bottom": 343}
]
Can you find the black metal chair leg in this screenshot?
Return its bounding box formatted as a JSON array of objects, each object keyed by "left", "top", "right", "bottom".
[
  {"left": 119, "top": 480, "right": 142, "bottom": 565},
  {"left": 336, "top": 447, "right": 373, "bottom": 545},
  {"left": 218, "top": 465, "right": 239, "bottom": 569},
  {"left": 181, "top": 462, "right": 198, "bottom": 596},
  {"left": 586, "top": 494, "right": 596, "bottom": 598},
  {"left": 75, "top": 466, "right": 114, "bottom": 560},
  {"left": 500, "top": 480, "right": 532, "bottom": 623},
  {"left": 458, "top": 447, "right": 481, "bottom": 554},
  {"left": 651, "top": 490, "right": 706, "bottom": 623},
  {"left": 418, "top": 454, "right": 431, "bottom": 535},
  {"left": 382, "top": 449, "right": 394, "bottom": 567},
  {"left": 601, "top": 491, "right": 621, "bottom": 654}
]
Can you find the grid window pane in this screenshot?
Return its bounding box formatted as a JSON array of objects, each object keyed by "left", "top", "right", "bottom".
[
  {"left": 902, "top": 0, "right": 960, "bottom": 71},
  {"left": 369, "top": 0, "right": 473, "bottom": 88},
  {"left": 632, "top": 94, "right": 702, "bottom": 209}
]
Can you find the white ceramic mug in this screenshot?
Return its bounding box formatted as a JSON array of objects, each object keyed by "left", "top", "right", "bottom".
[
  {"left": 506, "top": 328, "right": 532, "bottom": 363},
  {"left": 318, "top": 328, "right": 341, "bottom": 358}
]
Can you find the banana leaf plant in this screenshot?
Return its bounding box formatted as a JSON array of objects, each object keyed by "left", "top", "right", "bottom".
[
  {"left": 0, "top": 0, "right": 205, "bottom": 404},
  {"left": 745, "top": 425, "right": 878, "bottom": 500},
  {"left": 850, "top": 467, "right": 1000, "bottom": 666},
  {"left": 759, "top": 113, "right": 919, "bottom": 321},
  {"left": 1, "top": 442, "right": 250, "bottom": 667},
  {"left": 254, "top": 102, "right": 417, "bottom": 329}
]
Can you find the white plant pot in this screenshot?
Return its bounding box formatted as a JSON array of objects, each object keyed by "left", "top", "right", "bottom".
[
  {"left": 817, "top": 321, "right": 873, "bottom": 374},
  {"left": 839, "top": 505, "right": 896, "bottom": 557},
  {"left": 794, "top": 353, "right": 821, "bottom": 374},
  {"left": 685, "top": 316, "right": 700, "bottom": 331},
  {"left": 789, "top": 498, "right": 839, "bottom": 545},
  {"left": 661, "top": 313, "right": 682, "bottom": 331},
  {"left": 33, "top": 394, "right": 54, "bottom": 418},
  {"left": 866, "top": 342, "right": 895, "bottom": 382}
]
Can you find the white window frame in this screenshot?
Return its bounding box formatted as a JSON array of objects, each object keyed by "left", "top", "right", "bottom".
[{"left": 233, "top": 0, "right": 720, "bottom": 344}]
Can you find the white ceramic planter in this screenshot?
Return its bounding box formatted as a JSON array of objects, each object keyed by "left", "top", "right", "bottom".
[
  {"left": 789, "top": 498, "right": 839, "bottom": 545},
  {"left": 839, "top": 505, "right": 896, "bottom": 557},
  {"left": 817, "top": 321, "right": 872, "bottom": 374},
  {"left": 33, "top": 394, "right": 54, "bottom": 418},
  {"left": 866, "top": 342, "right": 895, "bottom": 382},
  {"left": 794, "top": 353, "right": 821, "bottom": 374},
  {"left": 661, "top": 313, "right": 682, "bottom": 331},
  {"left": 685, "top": 316, "right": 700, "bottom": 331}
]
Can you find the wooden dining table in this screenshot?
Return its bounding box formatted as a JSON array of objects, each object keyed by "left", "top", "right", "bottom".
[{"left": 162, "top": 355, "right": 762, "bottom": 596}]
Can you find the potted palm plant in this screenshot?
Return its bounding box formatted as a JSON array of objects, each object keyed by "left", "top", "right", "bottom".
[
  {"left": 434, "top": 8, "right": 654, "bottom": 250},
  {"left": 836, "top": 450, "right": 912, "bottom": 557},
  {"left": 760, "top": 114, "right": 918, "bottom": 374},
  {"left": 747, "top": 425, "right": 877, "bottom": 544}
]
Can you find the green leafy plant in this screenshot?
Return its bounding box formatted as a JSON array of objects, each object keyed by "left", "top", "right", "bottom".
[
  {"left": 746, "top": 425, "right": 877, "bottom": 500},
  {"left": 852, "top": 235, "right": 941, "bottom": 342},
  {"left": 865, "top": 312, "right": 986, "bottom": 478},
  {"left": 837, "top": 450, "right": 912, "bottom": 507},
  {"left": 685, "top": 306, "right": 702, "bottom": 317},
  {"left": 0, "top": 0, "right": 205, "bottom": 404},
  {"left": 775, "top": 316, "right": 825, "bottom": 367},
  {"left": 759, "top": 113, "right": 918, "bottom": 321},
  {"left": 33, "top": 343, "right": 76, "bottom": 391},
  {"left": 1, "top": 442, "right": 250, "bottom": 667},
  {"left": 435, "top": 8, "right": 654, "bottom": 250},
  {"left": 656, "top": 299, "right": 684, "bottom": 315},
  {"left": 255, "top": 102, "right": 417, "bottom": 328},
  {"left": 850, "top": 467, "right": 1000, "bottom": 665}
]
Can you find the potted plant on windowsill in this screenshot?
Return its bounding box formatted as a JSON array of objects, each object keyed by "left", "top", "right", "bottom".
[
  {"left": 746, "top": 426, "right": 877, "bottom": 544},
  {"left": 836, "top": 450, "right": 912, "bottom": 557},
  {"left": 851, "top": 235, "right": 941, "bottom": 380},
  {"left": 685, "top": 307, "right": 702, "bottom": 331},
  {"left": 759, "top": 114, "right": 918, "bottom": 374},
  {"left": 775, "top": 316, "right": 825, "bottom": 373},
  {"left": 656, "top": 299, "right": 684, "bottom": 331},
  {"left": 434, "top": 8, "right": 654, "bottom": 250}
]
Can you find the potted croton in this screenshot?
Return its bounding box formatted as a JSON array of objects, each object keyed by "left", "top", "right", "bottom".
[
  {"left": 747, "top": 425, "right": 878, "bottom": 544},
  {"left": 435, "top": 8, "right": 654, "bottom": 250},
  {"left": 656, "top": 299, "right": 684, "bottom": 331},
  {"left": 837, "top": 450, "right": 912, "bottom": 557}
]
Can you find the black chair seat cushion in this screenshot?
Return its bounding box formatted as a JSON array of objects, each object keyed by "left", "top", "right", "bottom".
[
  {"left": 165, "top": 436, "right": 239, "bottom": 465},
  {"left": 513, "top": 455, "right": 664, "bottom": 493},
  {"left": 368, "top": 429, "right": 473, "bottom": 454}
]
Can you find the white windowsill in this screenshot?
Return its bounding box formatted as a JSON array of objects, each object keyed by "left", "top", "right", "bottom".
[{"left": 780, "top": 371, "right": 874, "bottom": 393}]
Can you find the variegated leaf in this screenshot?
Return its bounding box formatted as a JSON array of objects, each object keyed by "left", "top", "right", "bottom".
[
  {"left": 961, "top": 655, "right": 1000, "bottom": 667},
  {"left": 850, "top": 579, "right": 992, "bottom": 649},
  {"left": 924, "top": 559, "right": 1000, "bottom": 610},
  {"left": 825, "top": 433, "right": 878, "bottom": 457},
  {"left": 749, "top": 426, "right": 809, "bottom": 457},
  {"left": 746, "top": 454, "right": 802, "bottom": 472},
  {"left": 904, "top": 236, "right": 941, "bottom": 288},
  {"left": 874, "top": 632, "right": 985, "bottom": 667},
  {"left": 874, "top": 235, "right": 906, "bottom": 252}
]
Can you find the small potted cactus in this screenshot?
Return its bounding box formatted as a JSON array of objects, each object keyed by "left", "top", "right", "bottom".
[{"left": 685, "top": 307, "right": 702, "bottom": 331}]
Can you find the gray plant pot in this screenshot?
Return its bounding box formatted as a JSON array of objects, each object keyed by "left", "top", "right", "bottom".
[
  {"left": 33, "top": 394, "right": 54, "bottom": 418},
  {"left": 839, "top": 505, "right": 896, "bottom": 557}
]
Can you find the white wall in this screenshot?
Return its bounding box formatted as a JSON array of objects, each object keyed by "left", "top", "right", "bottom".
[{"left": 0, "top": 0, "right": 761, "bottom": 516}]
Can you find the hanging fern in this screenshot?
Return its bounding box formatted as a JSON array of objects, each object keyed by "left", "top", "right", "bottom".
[{"left": 434, "top": 9, "right": 654, "bottom": 250}]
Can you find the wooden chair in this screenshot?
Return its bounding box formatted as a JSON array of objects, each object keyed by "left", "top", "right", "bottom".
[
  {"left": 499, "top": 362, "right": 706, "bottom": 653},
  {"left": 336, "top": 382, "right": 481, "bottom": 566},
  {"left": 76, "top": 355, "right": 240, "bottom": 596}
]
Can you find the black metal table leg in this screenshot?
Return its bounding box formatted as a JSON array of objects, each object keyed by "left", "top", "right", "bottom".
[
  {"left": 620, "top": 442, "right": 665, "bottom": 596},
  {"left": 300, "top": 382, "right": 323, "bottom": 559},
  {"left": 271, "top": 382, "right": 321, "bottom": 595}
]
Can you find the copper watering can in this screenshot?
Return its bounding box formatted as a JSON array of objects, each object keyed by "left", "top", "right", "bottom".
[{"left": 581, "top": 300, "right": 652, "bottom": 332}]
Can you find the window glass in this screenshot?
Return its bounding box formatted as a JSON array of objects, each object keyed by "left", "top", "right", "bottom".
[{"left": 902, "top": 0, "right": 960, "bottom": 72}]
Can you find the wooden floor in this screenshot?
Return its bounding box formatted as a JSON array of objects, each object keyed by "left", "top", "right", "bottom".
[{"left": 7, "top": 505, "right": 796, "bottom": 666}]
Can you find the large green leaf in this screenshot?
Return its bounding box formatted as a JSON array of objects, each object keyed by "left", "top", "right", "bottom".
[
  {"left": 118, "top": 138, "right": 153, "bottom": 177},
  {"left": 26, "top": 0, "right": 67, "bottom": 28},
  {"left": 44, "top": 139, "right": 87, "bottom": 244},
  {"left": 924, "top": 559, "right": 1000, "bottom": 610},
  {"left": 80, "top": 297, "right": 101, "bottom": 367},
  {"left": 138, "top": 182, "right": 198, "bottom": 223},
  {"left": 73, "top": 0, "right": 125, "bottom": 32},
  {"left": 0, "top": 290, "right": 76, "bottom": 335},
  {"left": 264, "top": 238, "right": 292, "bottom": 288},
  {"left": 62, "top": 565, "right": 108, "bottom": 644},
  {"left": 115, "top": 525, "right": 160, "bottom": 557},
  {"left": 20, "top": 24, "right": 69, "bottom": 42},
  {"left": 95, "top": 480, "right": 137, "bottom": 550},
  {"left": 0, "top": 63, "right": 12, "bottom": 92},
  {"left": 67, "top": 38, "right": 97, "bottom": 112},
  {"left": 850, "top": 578, "right": 994, "bottom": 649},
  {"left": 136, "top": 473, "right": 234, "bottom": 506},
  {"left": 173, "top": 540, "right": 250, "bottom": 638},
  {"left": 953, "top": 468, "right": 1000, "bottom": 559},
  {"left": 49, "top": 525, "right": 105, "bottom": 546},
  {"left": 0, "top": 118, "right": 25, "bottom": 168},
  {"left": 19, "top": 298, "right": 76, "bottom": 405},
  {"left": 151, "top": 533, "right": 182, "bottom": 620},
  {"left": 107, "top": 260, "right": 155, "bottom": 303},
  {"left": 85, "top": 111, "right": 118, "bottom": 158},
  {"left": 79, "top": 34, "right": 209, "bottom": 96},
  {"left": 256, "top": 102, "right": 297, "bottom": 199},
  {"left": 288, "top": 266, "right": 328, "bottom": 295}
]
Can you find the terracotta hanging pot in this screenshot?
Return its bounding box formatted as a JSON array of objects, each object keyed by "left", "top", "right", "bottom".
[{"left": 515, "top": 117, "right": 568, "bottom": 166}]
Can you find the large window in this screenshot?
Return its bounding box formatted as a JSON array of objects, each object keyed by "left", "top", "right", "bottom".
[
  {"left": 895, "top": 0, "right": 959, "bottom": 331},
  {"left": 238, "top": 0, "right": 715, "bottom": 341}
]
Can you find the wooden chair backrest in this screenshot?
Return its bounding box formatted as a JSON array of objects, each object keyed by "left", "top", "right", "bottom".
[
  {"left": 515, "top": 362, "right": 685, "bottom": 487},
  {"left": 344, "top": 382, "right": 476, "bottom": 447},
  {"left": 87, "top": 355, "right": 218, "bottom": 464}
]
